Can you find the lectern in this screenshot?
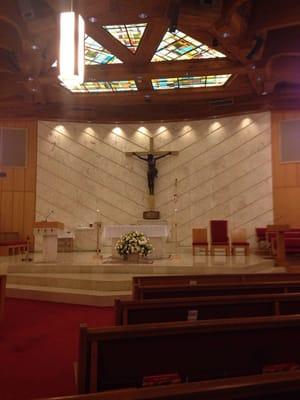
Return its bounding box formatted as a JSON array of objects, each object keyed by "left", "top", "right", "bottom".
[{"left": 33, "top": 221, "right": 64, "bottom": 262}]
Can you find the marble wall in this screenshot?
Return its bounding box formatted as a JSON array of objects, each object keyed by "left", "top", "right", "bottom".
[{"left": 36, "top": 112, "right": 273, "bottom": 250}]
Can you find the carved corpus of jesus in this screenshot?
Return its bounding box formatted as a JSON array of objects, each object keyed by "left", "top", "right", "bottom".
[
  {"left": 133, "top": 152, "right": 171, "bottom": 195},
  {"left": 127, "top": 137, "right": 178, "bottom": 196}
]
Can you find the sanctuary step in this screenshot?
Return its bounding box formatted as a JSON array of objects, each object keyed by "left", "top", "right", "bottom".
[
  {"left": 4, "top": 253, "right": 282, "bottom": 306},
  {"left": 6, "top": 270, "right": 134, "bottom": 306},
  {"left": 6, "top": 284, "right": 131, "bottom": 307}
]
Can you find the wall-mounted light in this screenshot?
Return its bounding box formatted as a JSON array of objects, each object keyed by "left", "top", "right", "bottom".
[{"left": 59, "top": 2, "right": 85, "bottom": 89}]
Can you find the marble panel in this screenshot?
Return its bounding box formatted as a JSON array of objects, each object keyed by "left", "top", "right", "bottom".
[{"left": 37, "top": 113, "right": 273, "bottom": 252}]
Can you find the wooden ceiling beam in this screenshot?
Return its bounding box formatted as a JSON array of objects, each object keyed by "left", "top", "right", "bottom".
[
  {"left": 44, "top": 59, "right": 245, "bottom": 83},
  {"left": 250, "top": 0, "right": 300, "bottom": 33},
  {"left": 44, "top": 84, "right": 252, "bottom": 107},
  {"left": 0, "top": 93, "right": 270, "bottom": 122},
  {"left": 86, "top": 21, "right": 135, "bottom": 64},
  {"left": 133, "top": 19, "right": 169, "bottom": 63}
]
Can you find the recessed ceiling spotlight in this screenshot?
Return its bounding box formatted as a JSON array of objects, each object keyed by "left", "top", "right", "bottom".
[
  {"left": 250, "top": 64, "right": 256, "bottom": 70},
  {"left": 222, "top": 32, "right": 230, "bottom": 38},
  {"left": 256, "top": 76, "right": 262, "bottom": 82},
  {"left": 138, "top": 12, "right": 148, "bottom": 19},
  {"left": 31, "top": 87, "right": 37, "bottom": 92},
  {"left": 28, "top": 77, "right": 34, "bottom": 81},
  {"left": 31, "top": 44, "right": 39, "bottom": 50},
  {"left": 89, "top": 16, "right": 97, "bottom": 23},
  {"left": 262, "top": 91, "right": 268, "bottom": 95}
]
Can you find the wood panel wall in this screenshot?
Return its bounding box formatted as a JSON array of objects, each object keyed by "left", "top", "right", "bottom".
[
  {"left": 272, "top": 111, "right": 300, "bottom": 225},
  {"left": 0, "top": 119, "right": 37, "bottom": 244}
]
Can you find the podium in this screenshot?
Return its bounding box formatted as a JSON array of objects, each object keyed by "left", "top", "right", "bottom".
[{"left": 34, "top": 221, "right": 64, "bottom": 262}]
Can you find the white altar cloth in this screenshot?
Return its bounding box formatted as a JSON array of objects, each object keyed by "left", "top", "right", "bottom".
[
  {"left": 102, "top": 224, "right": 170, "bottom": 239},
  {"left": 102, "top": 224, "right": 170, "bottom": 259}
]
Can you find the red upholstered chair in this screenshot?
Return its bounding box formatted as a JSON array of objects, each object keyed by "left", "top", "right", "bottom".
[
  {"left": 210, "top": 220, "right": 230, "bottom": 256},
  {"left": 192, "top": 228, "right": 209, "bottom": 256},
  {"left": 231, "top": 228, "right": 250, "bottom": 256}
]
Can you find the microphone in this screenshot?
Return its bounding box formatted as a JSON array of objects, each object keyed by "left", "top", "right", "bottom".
[{"left": 45, "top": 210, "right": 54, "bottom": 222}]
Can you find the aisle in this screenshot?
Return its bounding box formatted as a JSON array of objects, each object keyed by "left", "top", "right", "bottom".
[{"left": 0, "top": 299, "right": 114, "bottom": 400}]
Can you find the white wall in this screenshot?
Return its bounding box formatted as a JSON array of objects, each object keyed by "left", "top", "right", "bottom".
[{"left": 36, "top": 112, "right": 273, "bottom": 251}]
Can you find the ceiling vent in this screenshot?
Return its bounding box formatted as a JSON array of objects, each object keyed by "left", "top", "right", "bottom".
[
  {"left": 209, "top": 98, "right": 234, "bottom": 107},
  {"left": 18, "top": 0, "right": 35, "bottom": 20}
]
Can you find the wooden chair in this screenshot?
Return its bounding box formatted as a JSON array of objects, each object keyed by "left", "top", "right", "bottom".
[
  {"left": 256, "top": 227, "right": 267, "bottom": 249},
  {"left": 231, "top": 228, "right": 250, "bottom": 255},
  {"left": 210, "top": 220, "right": 230, "bottom": 256},
  {"left": 192, "top": 228, "right": 208, "bottom": 255}
]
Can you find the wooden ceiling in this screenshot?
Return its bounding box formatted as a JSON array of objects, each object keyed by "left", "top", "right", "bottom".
[{"left": 0, "top": 0, "right": 300, "bottom": 122}]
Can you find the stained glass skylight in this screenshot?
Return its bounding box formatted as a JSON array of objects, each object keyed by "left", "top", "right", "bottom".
[
  {"left": 85, "top": 35, "right": 122, "bottom": 64},
  {"left": 52, "top": 35, "right": 122, "bottom": 67},
  {"left": 65, "top": 80, "right": 138, "bottom": 93},
  {"left": 151, "top": 29, "right": 226, "bottom": 62},
  {"left": 151, "top": 75, "right": 232, "bottom": 90},
  {"left": 102, "top": 24, "right": 147, "bottom": 53}
]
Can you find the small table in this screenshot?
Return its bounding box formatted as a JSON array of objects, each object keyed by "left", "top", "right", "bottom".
[
  {"left": 74, "top": 226, "right": 96, "bottom": 251},
  {"left": 33, "top": 221, "right": 64, "bottom": 262}
]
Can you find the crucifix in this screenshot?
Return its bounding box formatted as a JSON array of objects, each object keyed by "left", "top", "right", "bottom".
[{"left": 126, "top": 137, "right": 178, "bottom": 217}]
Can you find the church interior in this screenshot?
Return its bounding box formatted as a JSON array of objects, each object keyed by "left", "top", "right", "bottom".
[{"left": 2, "top": 0, "right": 300, "bottom": 399}]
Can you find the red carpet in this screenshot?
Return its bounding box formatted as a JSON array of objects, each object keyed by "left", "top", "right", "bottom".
[{"left": 0, "top": 298, "right": 114, "bottom": 400}]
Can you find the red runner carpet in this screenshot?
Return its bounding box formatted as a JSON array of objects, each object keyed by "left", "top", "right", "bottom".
[{"left": 0, "top": 299, "right": 114, "bottom": 400}]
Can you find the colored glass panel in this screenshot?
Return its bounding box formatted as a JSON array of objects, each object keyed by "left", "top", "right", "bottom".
[
  {"left": 151, "top": 74, "right": 231, "bottom": 90},
  {"left": 53, "top": 35, "right": 122, "bottom": 67},
  {"left": 103, "top": 24, "right": 147, "bottom": 53},
  {"left": 152, "top": 29, "right": 226, "bottom": 62},
  {"left": 65, "top": 80, "right": 138, "bottom": 93},
  {"left": 152, "top": 78, "right": 178, "bottom": 90},
  {"left": 85, "top": 35, "right": 122, "bottom": 64}
]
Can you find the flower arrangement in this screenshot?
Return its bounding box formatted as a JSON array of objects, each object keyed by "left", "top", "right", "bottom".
[{"left": 115, "top": 231, "right": 153, "bottom": 257}]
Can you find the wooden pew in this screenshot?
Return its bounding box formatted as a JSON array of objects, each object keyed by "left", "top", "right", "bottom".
[
  {"left": 136, "top": 280, "right": 300, "bottom": 300},
  {"left": 115, "top": 292, "right": 300, "bottom": 325},
  {"left": 43, "top": 371, "right": 300, "bottom": 400},
  {"left": 78, "top": 315, "right": 300, "bottom": 394},
  {"left": 0, "top": 274, "right": 6, "bottom": 321},
  {"left": 133, "top": 273, "right": 300, "bottom": 300},
  {"left": 0, "top": 232, "right": 28, "bottom": 256}
]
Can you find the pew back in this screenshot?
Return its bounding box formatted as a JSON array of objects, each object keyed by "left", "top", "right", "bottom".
[
  {"left": 132, "top": 273, "right": 300, "bottom": 300},
  {"left": 43, "top": 371, "right": 300, "bottom": 400},
  {"left": 0, "top": 274, "right": 6, "bottom": 321},
  {"left": 137, "top": 280, "right": 300, "bottom": 300},
  {"left": 78, "top": 315, "right": 300, "bottom": 394},
  {"left": 115, "top": 292, "right": 300, "bottom": 325}
]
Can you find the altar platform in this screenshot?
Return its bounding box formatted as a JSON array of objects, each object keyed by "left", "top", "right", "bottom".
[{"left": 0, "top": 251, "right": 285, "bottom": 307}]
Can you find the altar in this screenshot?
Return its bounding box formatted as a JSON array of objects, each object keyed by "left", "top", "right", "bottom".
[{"left": 102, "top": 224, "right": 170, "bottom": 259}]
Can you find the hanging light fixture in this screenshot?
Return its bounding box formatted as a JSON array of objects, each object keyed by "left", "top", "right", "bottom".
[{"left": 59, "top": 1, "right": 85, "bottom": 89}]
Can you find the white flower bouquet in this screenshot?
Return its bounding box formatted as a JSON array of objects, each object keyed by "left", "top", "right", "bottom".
[{"left": 115, "top": 231, "right": 153, "bottom": 257}]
